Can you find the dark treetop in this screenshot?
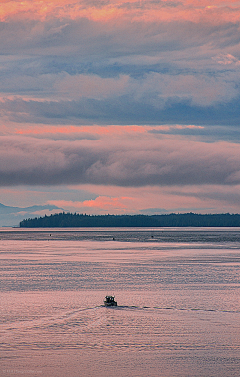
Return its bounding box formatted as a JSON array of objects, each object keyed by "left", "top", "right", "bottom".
[{"left": 19, "top": 212, "right": 240, "bottom": 227}]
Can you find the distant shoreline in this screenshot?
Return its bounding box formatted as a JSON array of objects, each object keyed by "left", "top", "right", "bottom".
[{"left": 19, "top": 212, "right": 240, "bottom": 228}]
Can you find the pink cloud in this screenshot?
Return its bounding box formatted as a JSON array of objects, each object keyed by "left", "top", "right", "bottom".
[
  {"left": 213, "top": 54, "right": 240, "bottom": 66},
  {"left": 14, "top": 125, "right": 150, "bottom": 138},
  {"left": 0, "top": 1, "right": 239, "bottom": 24}
]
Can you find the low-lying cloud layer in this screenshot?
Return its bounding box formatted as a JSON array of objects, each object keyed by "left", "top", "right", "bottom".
[{"left": 1, "top": 136, "right": 239, "bottom": 187}]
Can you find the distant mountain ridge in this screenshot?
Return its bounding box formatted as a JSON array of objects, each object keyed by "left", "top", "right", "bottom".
[
  {"left": 19, "top": 212, "right": 240, "bottom": 228},
  {"left": 0, "top": 203, "right": 63, "bottom": 227},
  {"left": 0, "top": 203, "right": 60, "bottom": 215}
]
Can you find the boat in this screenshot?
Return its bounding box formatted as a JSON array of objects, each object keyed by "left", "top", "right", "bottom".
[{"left": 104, "top": 295, "right": 117, "bottom": 306}]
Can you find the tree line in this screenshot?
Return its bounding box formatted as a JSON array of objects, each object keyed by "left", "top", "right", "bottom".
[{"left": 19, "top": 212, "right": 240, "bottom": 227}]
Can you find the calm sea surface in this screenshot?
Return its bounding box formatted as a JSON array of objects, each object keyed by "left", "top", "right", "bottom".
[{"left": 0, "top": 228, "right": 240, "bottom": 377}]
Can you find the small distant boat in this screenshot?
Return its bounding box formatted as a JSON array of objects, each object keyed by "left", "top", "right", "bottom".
[{"left": 104, "top": 295, "right": 117, "bottom": 307}]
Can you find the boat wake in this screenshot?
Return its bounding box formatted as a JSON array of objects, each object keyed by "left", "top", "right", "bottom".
[{"left": 104, "top": 305, "right": 240, "bottom": 314}]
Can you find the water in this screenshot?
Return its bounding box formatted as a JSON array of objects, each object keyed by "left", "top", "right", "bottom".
[{"left": 0, "top": 228, "right": 240, "bottom": 377}]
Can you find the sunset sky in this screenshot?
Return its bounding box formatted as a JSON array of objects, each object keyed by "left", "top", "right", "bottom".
[{"left": 1, "top": 0, "right": 240, "bottom": 222}]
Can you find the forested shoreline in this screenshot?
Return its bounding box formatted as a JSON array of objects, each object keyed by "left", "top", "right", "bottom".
[{"left": 19, "top": 212, "right": 240, "bottom": 227}]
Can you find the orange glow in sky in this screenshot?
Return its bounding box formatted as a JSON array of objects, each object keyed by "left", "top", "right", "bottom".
[{"left": 0, "top": 0, "right": 239, "bottom": 23}]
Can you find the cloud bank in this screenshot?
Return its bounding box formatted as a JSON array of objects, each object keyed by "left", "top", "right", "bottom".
[{"left": 0, "top": 136, "right": 239, "bottom": 187}]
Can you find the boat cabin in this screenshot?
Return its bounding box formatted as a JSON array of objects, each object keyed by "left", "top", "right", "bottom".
[{"left": 104, "top": 295, "right": 117, "bottom": 306}]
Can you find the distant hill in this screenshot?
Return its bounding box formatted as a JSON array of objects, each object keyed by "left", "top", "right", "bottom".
[
  {"left": 0, "top": 203, "right": 60, "bottom": 215},
  {"left": 0, "top": 203, "right": 62, "bottom": 227},
  {"left": 19, "top": 212, "right": 240, "bottom": 227}
]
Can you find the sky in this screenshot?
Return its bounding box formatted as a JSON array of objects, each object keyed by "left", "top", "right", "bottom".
[{"left": 0, "top": 0, "right": 240, "bottom": 224}]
